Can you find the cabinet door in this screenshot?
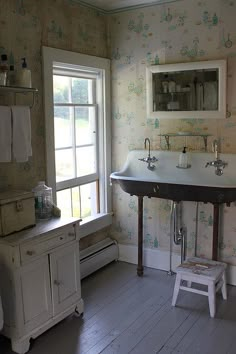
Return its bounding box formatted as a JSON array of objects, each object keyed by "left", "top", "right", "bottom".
[
  {"left": 50, "top": 242, "right": 81, "bottom": 316},
  {"left": 19, "top": 256, "right": 52, "bottom": 334}
]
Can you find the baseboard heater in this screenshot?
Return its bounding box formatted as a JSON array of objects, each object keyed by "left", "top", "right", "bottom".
[{"left": 80, "top": 238, "right": 119, "bottom": 279}]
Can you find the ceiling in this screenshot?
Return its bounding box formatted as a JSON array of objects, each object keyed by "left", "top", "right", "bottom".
[{"left": 77, "top": 0, "right": 181, "bottom": 13}]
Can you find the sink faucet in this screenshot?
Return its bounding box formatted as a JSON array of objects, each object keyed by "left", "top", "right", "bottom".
[
  {"left": 213, "top": 139, "right": 219, "bottom": 160},
  {"left": 139, "top": 138, "right": 158, "bottom": 170},
  {"left": 205, "top": 139, "right": 227, "bottom": 176},
  {"left": 144, "top": 138, "right": 151, "bottom": 160}
]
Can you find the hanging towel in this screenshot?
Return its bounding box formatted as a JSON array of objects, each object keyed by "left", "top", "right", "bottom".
[
  {"left": 0, "top": 106, "right": 11, "bottom": 162},
  {"left": 189, "top": 83, "right": 196, "bottom": 111},
  {"left": 203, "top": 81, "right": 218, "bottom": 110},
  {"left": 196, "top": 82, "right": 204, "bottom": 110},
  {"left": 11, "top": 106, "right": 32, "bottom": 162}
]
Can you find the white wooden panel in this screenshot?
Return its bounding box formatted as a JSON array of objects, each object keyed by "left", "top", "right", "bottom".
[
  {"left": 20, "top": 256, "right": 52, "bottom": 333},
  {"left": 50, "top": 242, "right": 81, "bottom": 316}
]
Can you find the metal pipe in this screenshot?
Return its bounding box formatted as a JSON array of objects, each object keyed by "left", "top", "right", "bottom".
[
  {"left": 168, "top": 201, "right": 174, "bottom": 275},
  {"left": 169, "top": 201, "right": 186, "bottom": 274},
  {"left": 144, "top": 138, "right": 151, "bottom": 159},
  {"left": 180, "top": 227, "right": 186, "bottom": 263},
  {"left": 173, "top": 201, "right": 182, "bottom": 246},
  {"left": 194, "top": 202, "right": 199, "bottom": 256}
]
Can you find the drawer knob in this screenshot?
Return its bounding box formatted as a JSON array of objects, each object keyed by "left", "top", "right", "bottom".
[
  {"left": 54, "top": 280, "right": 61, "bottom": 286},
  {"left": 153, "top": 185, "right": 159, "bottom": 193},
  {"left": 26, "top": 250, "right": 35, "bottom": 256}
]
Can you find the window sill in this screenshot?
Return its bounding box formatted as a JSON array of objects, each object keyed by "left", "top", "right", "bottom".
[{"left": 79, "top": 213, "right": 113, "bottom": 239}]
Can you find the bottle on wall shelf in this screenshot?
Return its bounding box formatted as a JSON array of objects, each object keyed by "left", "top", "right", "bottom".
[
  {"left": 32, "top": 181, "right": 53, "bottom": 220},
  {"left": 6, "top": 65, "right": 16, "bottom": 86},
  {"left": 178, "top": 146, "right": 188, "bottom": 168},
  {"left": 168, "top": 79, "right": 176, "bottom": 93},
  {"left": 17, "top": 57, "right": 32, "bottom": 88},
  {"left": 0, "top": 54, "right": 9, "bottom": 86},
  {"left": 162, "top": 74, "right": 169, "bottom": 93}
]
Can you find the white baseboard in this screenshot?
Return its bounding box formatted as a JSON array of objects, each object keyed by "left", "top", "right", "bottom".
[{"left": 118, "top": 244, "right": 236, "bottom": 286}]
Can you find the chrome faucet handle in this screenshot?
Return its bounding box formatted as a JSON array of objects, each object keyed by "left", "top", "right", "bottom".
[
  {"left": 205, "top": 161, "right": 212, "bottom": 168},
  {"left": 150, "top": 156, "right": 158, "bottom": 163}
]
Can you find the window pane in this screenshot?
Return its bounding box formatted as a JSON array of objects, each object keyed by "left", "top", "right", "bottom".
[
  {"left": 53, "top": 75, "right": 70, "bottom": 103},
  {"left": 54, "top": 107, "right": 72, "bottom": 148},
  {"left": 57, "top": 182, "right": 98, "bottom": 220},
  {"left": 55, "top": 149, "right": 74, "bottom": 182},
  {"left": 75, "top": 107, "right": 96, "bottom": 146},
  {"left": 71, "top": 182, "right": 98, "bottom": 219},
  {"left": 57, "top": 189, "right": 72, "bottom": 217},
  {"left": 76, "top": 146, "right": 96, "bottom": 177},
  {"left": 72, "top": 78, "right": 94, "bottom": 104},
  {"left": 71, "top": 186, "right": 80, "bottom": 217},
  {"left": 80, "top": 182, "right": 98, "bottom": 218}
]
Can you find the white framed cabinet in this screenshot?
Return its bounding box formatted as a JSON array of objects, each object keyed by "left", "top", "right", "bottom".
[{"left": 0, "top": 218, "right": 84, "bottom": 354}]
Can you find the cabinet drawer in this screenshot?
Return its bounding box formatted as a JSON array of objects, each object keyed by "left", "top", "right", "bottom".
[{"left": 20, "top": 226, "right": 76, "bottom": 263}]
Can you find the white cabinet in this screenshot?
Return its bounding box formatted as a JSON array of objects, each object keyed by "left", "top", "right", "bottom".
[
  {"left": 0, "top": 218, "right": 84, "bottom": 354},
  {"left": 19, "top": 256, "right": 52, "bottom": 334},
  {"left": 50, "top": 242, "right": 81, "bottom": 316},
  {"left": 146, "top": 59, "right": 227, "bottom": 119}
]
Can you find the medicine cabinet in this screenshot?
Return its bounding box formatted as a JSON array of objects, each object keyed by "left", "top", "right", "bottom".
[{"left": 146, "top": 60, "right": 227, "bottom": 119}]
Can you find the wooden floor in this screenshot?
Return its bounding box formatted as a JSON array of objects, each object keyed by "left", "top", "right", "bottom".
[{"left": 1, "top": 261, "right": 236, "bottom": 354}]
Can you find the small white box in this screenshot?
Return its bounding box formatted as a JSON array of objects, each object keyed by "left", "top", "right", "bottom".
[{"left": 0, "top": 190, "right": 36, "bottom": 236}]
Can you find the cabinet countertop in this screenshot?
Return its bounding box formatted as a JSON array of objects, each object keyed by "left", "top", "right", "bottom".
[{"left": 0, "top": 217, "right": 81, "bottom": 246}]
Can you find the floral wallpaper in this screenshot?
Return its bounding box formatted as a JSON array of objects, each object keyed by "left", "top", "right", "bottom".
[
  {"left": 108, "top": 0, "right": 236, "bottom": 265},
  {"left": 0, "top": 0, "right": 107, "bottom": 189}
]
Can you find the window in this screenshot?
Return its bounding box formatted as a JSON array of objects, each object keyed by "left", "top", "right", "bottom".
[{"left": 43, "top": 47, "right": 111, "bottom": 237}]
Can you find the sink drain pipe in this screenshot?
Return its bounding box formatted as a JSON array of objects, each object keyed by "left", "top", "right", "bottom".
[
  {"left": 168, "top": 201, "right": 186, "bottom": 275},
  {"left": 194, "top": 202, "right": 199, "bottom": 257}
]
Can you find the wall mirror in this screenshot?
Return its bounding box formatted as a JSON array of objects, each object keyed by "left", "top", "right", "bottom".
[{"left": 146, "top": 60, "right": 227, "bottom": 119}]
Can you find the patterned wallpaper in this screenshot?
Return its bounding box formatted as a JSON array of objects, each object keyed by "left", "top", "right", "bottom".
[
  {"left": 0, "top": 0, "right": 107, "bottom": 189},
  {"left": 108, "top": 0, "right": 236, "bottom": 265}
]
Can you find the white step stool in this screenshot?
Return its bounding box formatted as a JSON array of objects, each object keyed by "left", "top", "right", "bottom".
[{"left": 172, "top": 257, "right": 227, "bottom": 318}]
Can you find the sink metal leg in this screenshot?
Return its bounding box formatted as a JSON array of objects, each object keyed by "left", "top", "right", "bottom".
[
  {"left": 212, "top": 203, "right": 220, "bottom": 260},
  {"left": 137, "top": 196, "right": 144, "bottom": 276}
]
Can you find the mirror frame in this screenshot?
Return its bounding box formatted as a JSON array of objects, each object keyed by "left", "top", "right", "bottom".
[{"left": 146, "top": 59, "right": 227, "bottom": 119}]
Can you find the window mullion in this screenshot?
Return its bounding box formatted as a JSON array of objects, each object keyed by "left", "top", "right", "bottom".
[{"left": 68, "top": 77, "right": 77, "bottom": 179}]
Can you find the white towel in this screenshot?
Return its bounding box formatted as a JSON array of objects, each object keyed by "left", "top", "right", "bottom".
[
  {"left": 196, "top": 83, "right": 204, "bottom": 110},
  {"left": 0, "top": 106, "right": 11, "bottom": 162},
  {"left": 203, "top": 81, "right": 218, "bottom": 110},
  {"left": 11, "top": 106, "right": 32, "bottom": 162},
  {"left": 189, "top": 83, "right": 196, "bottom": 110}
]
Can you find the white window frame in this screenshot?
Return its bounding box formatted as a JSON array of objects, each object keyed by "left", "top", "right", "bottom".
[{"left": 43, "top": 46, "right": 112, "bottom": 238}]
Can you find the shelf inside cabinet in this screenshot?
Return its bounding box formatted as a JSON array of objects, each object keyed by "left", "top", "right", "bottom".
[
  {"left": 159, "top": 133, "right": 212, "bottom": 151},
  {"left": 0, "top": 85, "right": 38, "bottom": 108}
]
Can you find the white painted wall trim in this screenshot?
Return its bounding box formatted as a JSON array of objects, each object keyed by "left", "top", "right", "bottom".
[{"left": 118, "top": 244, "right": 236, "bottom": 286}]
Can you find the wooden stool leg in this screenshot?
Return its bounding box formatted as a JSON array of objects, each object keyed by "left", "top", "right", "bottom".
[
  {"left": 208, "top": 282, "right": 216, "bottom": 318},
  {"left": 172, "top": 273, "right": 181, "bottom": 307},
  {"left": 221, "top": 271, "right": 227, "bottom": 300}
]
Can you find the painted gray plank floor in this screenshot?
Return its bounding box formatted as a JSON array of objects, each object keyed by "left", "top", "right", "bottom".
[{"left": 1, "top": 261, "right": 236, "bottom": 354}]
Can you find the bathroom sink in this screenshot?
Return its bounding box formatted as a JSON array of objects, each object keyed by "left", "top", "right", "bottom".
[{"left": 110, "top": 150, "right": 236, "bottom": 203}]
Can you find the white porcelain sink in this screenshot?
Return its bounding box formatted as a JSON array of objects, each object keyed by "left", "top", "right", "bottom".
[{"left": 110, "top": 150, "right": 236, "bottom": 203}]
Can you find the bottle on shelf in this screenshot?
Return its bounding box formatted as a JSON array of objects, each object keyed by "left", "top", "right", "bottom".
[
  {"left": 162, "top": 74, "right": 169, "bottom": 93},
  {"left": 32, "top": 181, "right": 53, "bottom": 220},
  {"left": 17, "top": 57, "right": 32, "bottom": 88},
  {"left": 0, "top": 54, "right": 9, "bottom": 86},
  {"left": 168, "top": 79, "right": 176, "bottom": 93},
  {"left": 6, "top": 65, "right": 16, "bottom": 86},
  {"left": 178, "top": 146, "right": 188, "bottom": 168}
]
